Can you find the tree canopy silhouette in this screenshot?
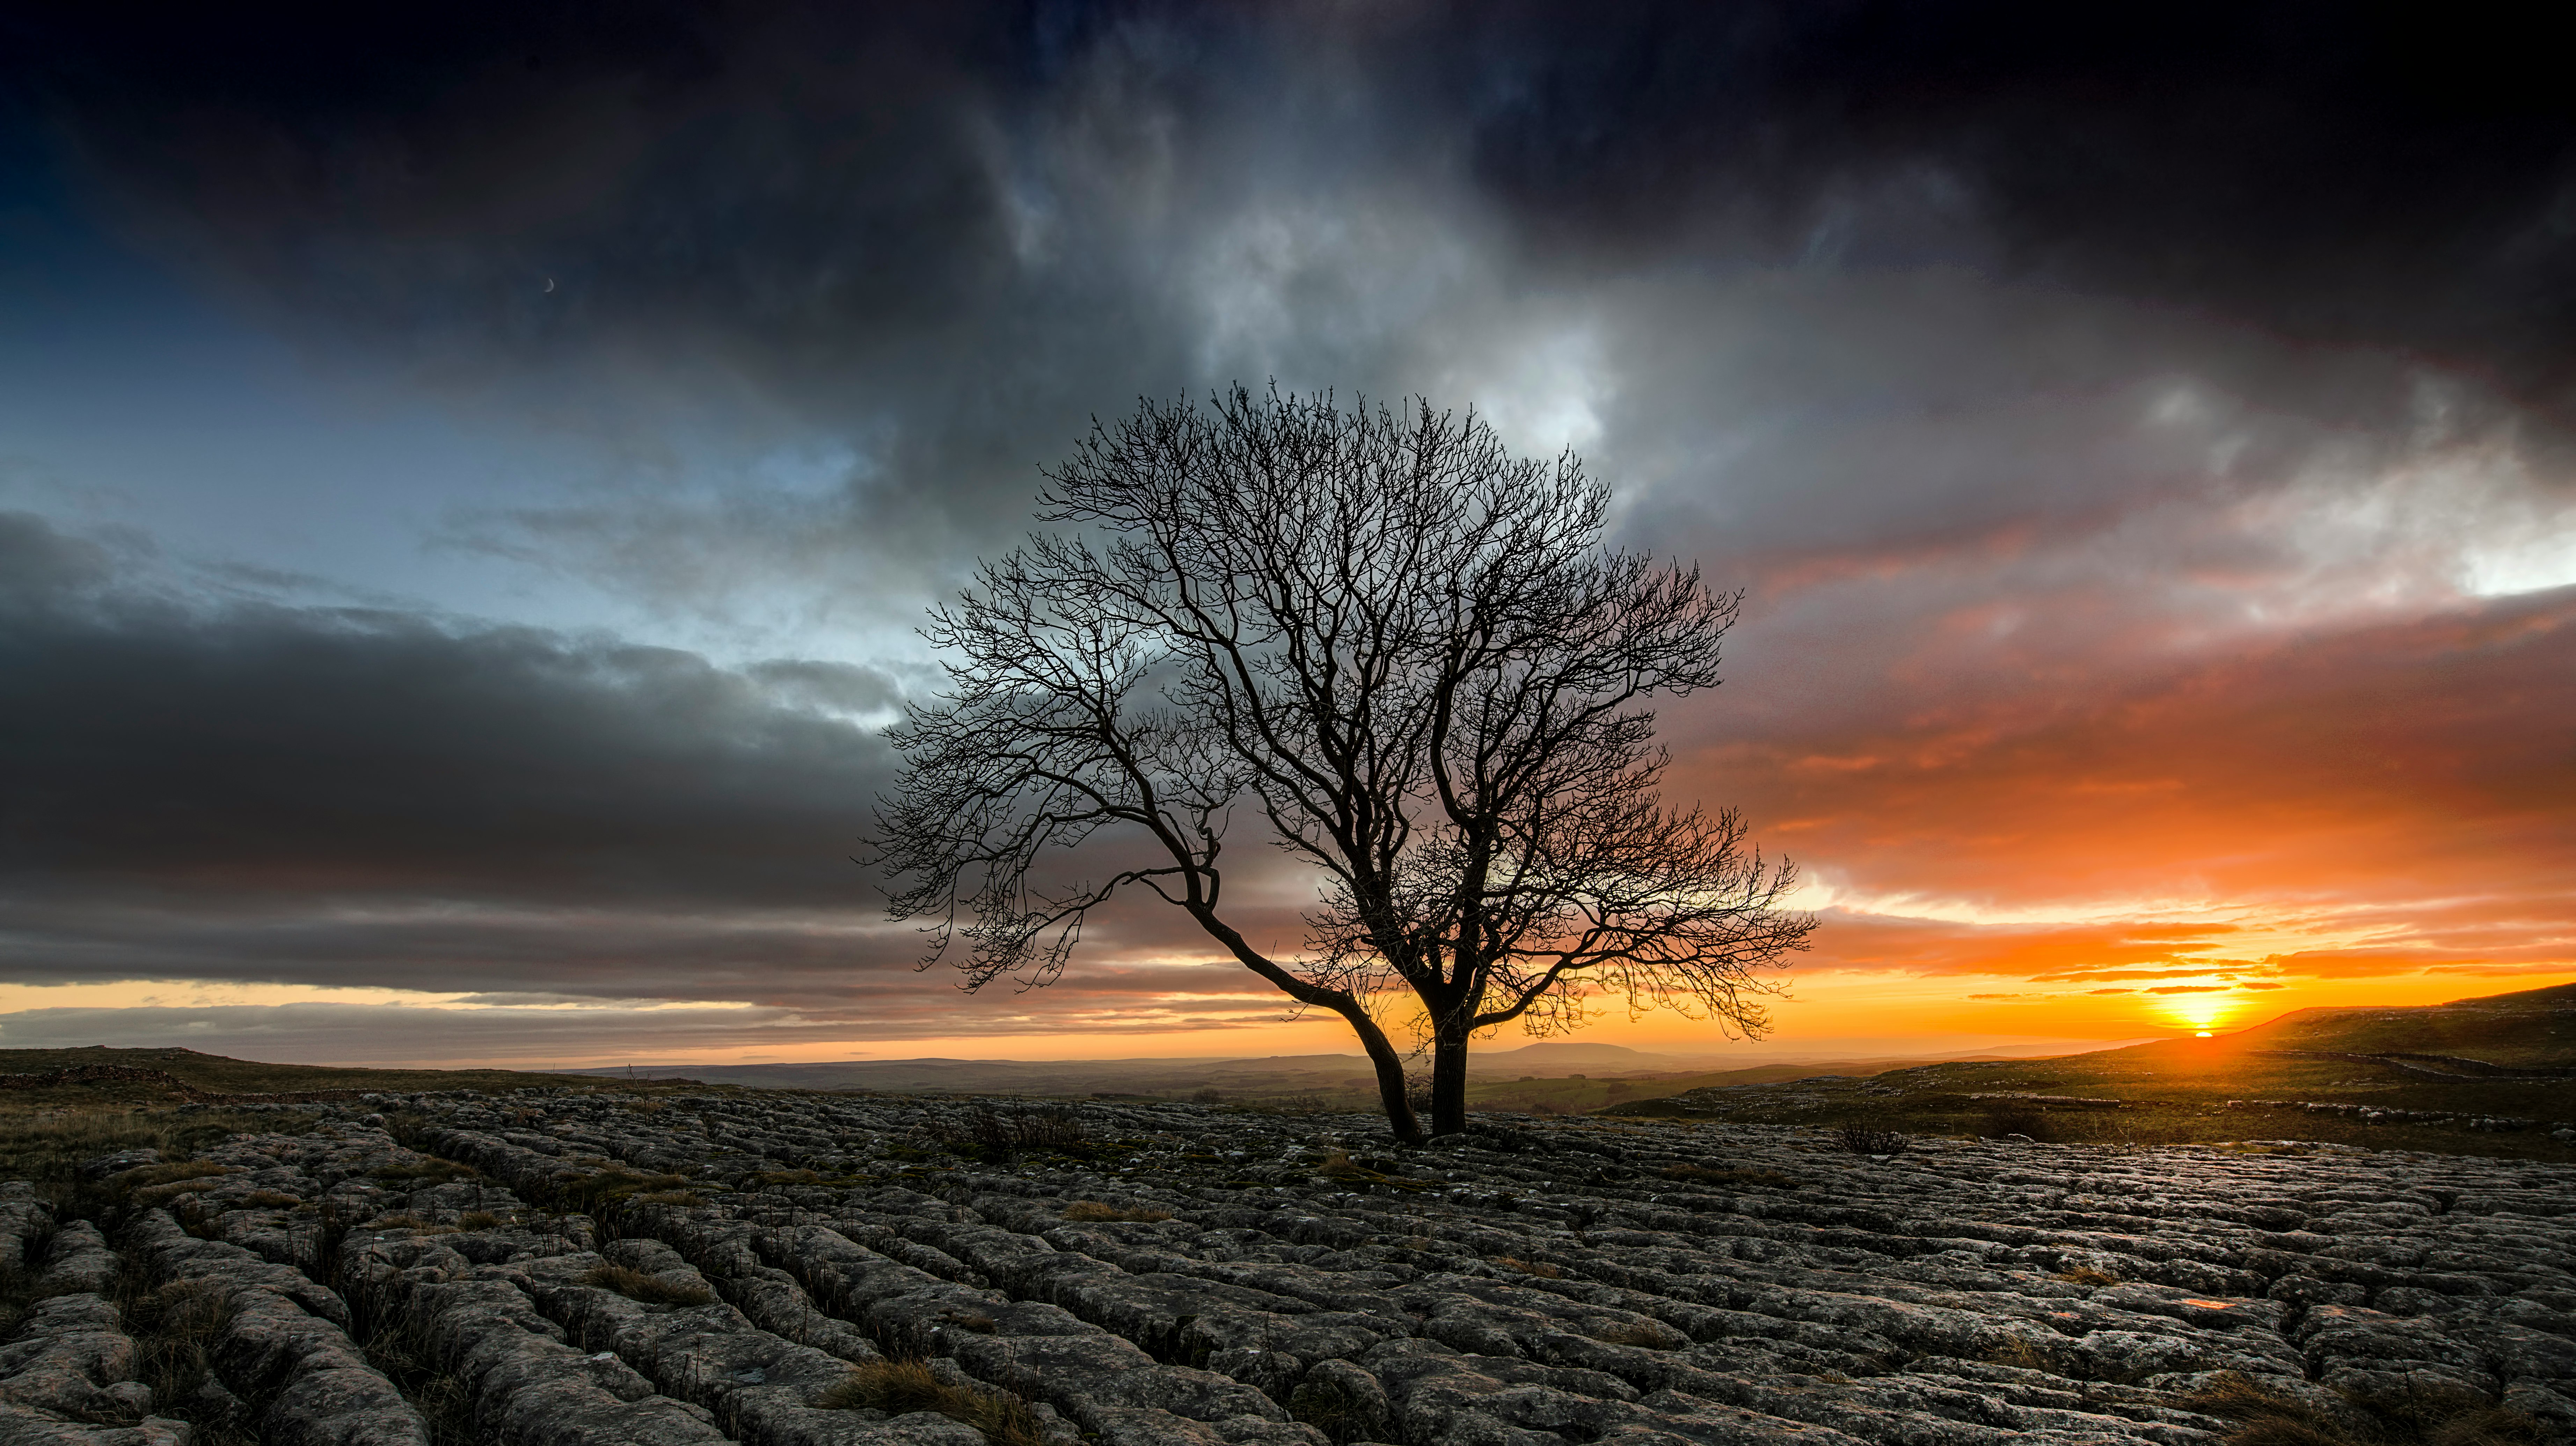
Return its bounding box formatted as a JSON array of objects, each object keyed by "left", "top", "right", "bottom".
[{"left": 878, "top": 387, "right": 1814, "bottom": 1142}]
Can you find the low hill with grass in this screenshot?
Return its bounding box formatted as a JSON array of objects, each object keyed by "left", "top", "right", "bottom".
[
  {"left": 0, "top": 1044, "right": 692, "bottom": 1114},
  {"left": 1608, "top": 982, "right": 2576, "bottom": 1161},
  {"left": 2224, "top": 980, "right": 2576, "bottom": 1065}
]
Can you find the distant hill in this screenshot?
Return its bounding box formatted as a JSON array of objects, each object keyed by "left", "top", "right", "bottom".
[
  {"left": 1613, "top": 981, "right": 2575, "bottom": 1162},
  {"left": 1969, "top": 980, "right": 2576, "bottom": 1092},
  {"left": 0, "top": 1044, "right": 640, "bottom": 1113},
  {"left": 2222, "top": 981, "right": 2575, "bottom": 1066},
  {"left": 1474, "top": 1041, "right": 1715, "bottom": 1073}
]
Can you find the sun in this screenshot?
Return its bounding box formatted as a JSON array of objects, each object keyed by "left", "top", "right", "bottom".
[{"left": 2155, "top": 989, "right": 2238, "bottom": 1035}]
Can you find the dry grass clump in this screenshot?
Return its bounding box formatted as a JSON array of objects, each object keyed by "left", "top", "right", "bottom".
[
  {"left": 1315, "top": 1149, "right": 1371, "bottom": 1180},
  {"left": 1590, "top": 1319, "right": 1685, "bottom": 1349},
  {"left": 2354, "top": 1384, "right": 2545, "bottom": 1446},
  {"left": 371, "top": 1158, "right": 479, "bottom": 1184},
  {"left": 579, "top": 1262, "right": 715, "bottom": 1307},
  {"left": 1061, "top": 1199, "right": 1171, "bottom": 1223},
  {"left": 2057, "top": 1266, "right": 2123, "bottom": 1286},
  {"left": 0, "top": 1263, "right": 39, "bottom": 1338},
  {"left": 560, "top": 1167, "right": 694, "bottom": 1212},
  {"left": 1986, "top": 1336, "right": 2064, "bottom": 1373},
  {"left": 123, "top": 1161, "right": 238, "bottom": 1208},
  {"left": 816, "top": 1358, "right": 1050, "bottom": 1446},
  {"left": 743, "top": 1168, "right": 825, "bottom": 1187},
  {"left": 111, "top": 1268, "right": 242, "bottom": 1439},
  {"left": 358, "top": 1294, "right": 476, "bottom": 1446},
  {"left": 115, "top": 1159, "right": 228, "bottom": 1189},
  {"left": 238, "top": 1189, "right": 303, "bottom": 1209},
  {"left": 1659, "top": 1163, "right": 1802, "bottom": 1189},
  {"left": 363, "top": 1214, "right": 460, "bottom": 1234},
  {"left": 2183, "top": 1370, "right": 2544, "bottom": 1446},
  {"left": 1488, "top": 1256, "right": 1562, "bottom": 1279},
  {"left": 454, "top": 1210, "right": 508, "bottom": 1230},
  {"left": 1312, "top": 1149, "right": 1429, "bottom": 1190}
]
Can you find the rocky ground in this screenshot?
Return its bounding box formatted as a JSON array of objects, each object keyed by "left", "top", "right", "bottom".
[{"left": 3, "top": 1091, "right": 2572, "bottom": 1445}]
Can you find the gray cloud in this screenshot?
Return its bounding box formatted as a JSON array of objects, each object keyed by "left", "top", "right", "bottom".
[
  {"left": 3, "top": 3, "right": 2573, "bottom": 1058},
  {"left": 0, "top": 510, "right": 886, "bottom": 978},
  {"left": 0, "top": 510, "right": 1326, "bottom": 1031}
]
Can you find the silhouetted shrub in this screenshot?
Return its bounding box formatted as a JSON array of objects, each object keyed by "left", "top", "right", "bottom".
[{"left": 1837, "top": 1125, "right": 1909, "bottom": 1156}]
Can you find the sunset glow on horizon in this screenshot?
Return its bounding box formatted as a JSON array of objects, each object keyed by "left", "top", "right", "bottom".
[{"left": 3, "top": 7, "right": 2571, "bottom": 1069}]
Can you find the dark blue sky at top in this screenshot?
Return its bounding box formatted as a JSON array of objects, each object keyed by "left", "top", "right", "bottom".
[{"left": 1, "top": 1, "right": 2572, "bottom": 1063}]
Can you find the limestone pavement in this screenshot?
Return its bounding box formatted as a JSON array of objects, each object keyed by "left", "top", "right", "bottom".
[{"left": 3, "top": 1093, "right": 2570, "bottom": 1444}]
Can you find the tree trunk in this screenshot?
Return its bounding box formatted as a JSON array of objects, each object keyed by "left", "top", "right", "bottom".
[
  {"left": 1430, "top": 1012, "right": 1472, "bottom": 1137},
  {"left": 1340, "top": 1004, "right": 1425, "bottom": 1145}
]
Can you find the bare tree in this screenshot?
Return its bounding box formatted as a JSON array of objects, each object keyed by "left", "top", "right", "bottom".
[{"left": 877, "top": 387, "right": 1814, "bottom": 1143}]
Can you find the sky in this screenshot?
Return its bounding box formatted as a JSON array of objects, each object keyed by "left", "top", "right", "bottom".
[{"left": 2, "top": 1, "right": 2571, "bottom": 1070}]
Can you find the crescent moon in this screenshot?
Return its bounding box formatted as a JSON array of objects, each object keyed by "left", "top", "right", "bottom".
[{"left": 543, "top": 277, "right": 556, "bottom": 293}]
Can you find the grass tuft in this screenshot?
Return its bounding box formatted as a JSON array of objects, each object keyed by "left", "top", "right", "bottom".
[
  {"left": 816, "top": 1358, "right": 1050, "bottom": 1446},
  {"left": 579, "top": 1261, "right": 715, "bottom": 1307},
  {"left": 1659, "top": 1163, "right": 1802, "bottom": 1189},
  {"left": 1985, "top": 1336, "right": 2062, "bottom": 1373},
  {"left": 1488, "top": 1255, "right": 1562, "bottom": 1279},
  {"left": 559, "top": 1168, "right": 693, "bottom": 1213},
  {"left": 372, "top": 1158, "right": 479, "bottom": 1184},
  {"left": 1061, "top": 1199, "right": 1170, "bottom": 1223},
  {"left": 2057, "top": 1266, "right": 2123, "bottom": 1286},
  {"left": 0, "top": 1263, "right": 39, "bottom": 1339},
  {"left": 357, "top": 1287, "right": 476, "bottom": 1446},
  {"left": 1590, "top": 1319, "right": 1683, "bottom": 1349},
  {"left": 363, "top": 1214, "right": 459, "bottom": 1234},
  {"left": 744, "top": 1169, "right": 825, "bottom": 1187},
  {"left": 124, "top": 1163, "right": 237, "bottom": 1208},
  {"left": 111, "top": 1262, "right": 246, "bottom": 1441}
]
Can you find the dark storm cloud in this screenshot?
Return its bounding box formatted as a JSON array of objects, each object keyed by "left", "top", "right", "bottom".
[
  {"left": 1452, "top": 2, "right": 2576, "bottom": 408},
  {"left": 10, "top": 0, "right": 1205, "bottom": 599},
  {"left": 21, "top": 2, "right": 2575, "bottom": 386},
  {"left": 15, "top": 1, "right": 2574, "bottom": 610}
]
